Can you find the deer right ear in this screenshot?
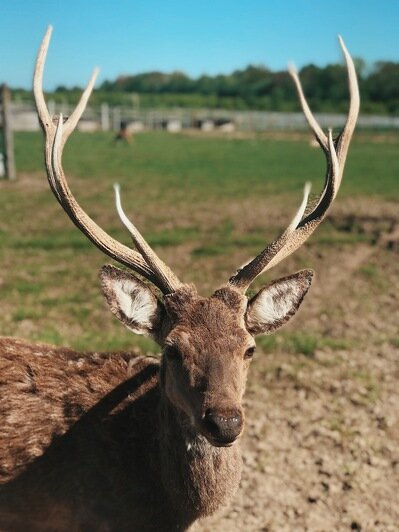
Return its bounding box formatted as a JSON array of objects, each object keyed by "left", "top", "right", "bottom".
[
  {"left": 100, "top": 265, "right": 165, "bottom": 338},
  {"left": 245, "top": 270, "right": 314, "bottom": 336}
]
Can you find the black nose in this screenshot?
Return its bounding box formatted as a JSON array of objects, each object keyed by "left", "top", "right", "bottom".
[{"left": 203, "top": 408, "right": 243, "bottom": 445}]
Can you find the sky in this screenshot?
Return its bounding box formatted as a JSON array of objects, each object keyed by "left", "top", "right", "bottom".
[{"left": 1, "top": 0, "right": 399, "bottom": 90}]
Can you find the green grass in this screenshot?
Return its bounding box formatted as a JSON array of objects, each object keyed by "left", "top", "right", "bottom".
[
  {"left": 12, "top": 308, "right": 43, "bottom": 322},
  {"left": 389, "top": 337, "right": 399, "bottom": 348},
  {"left": 146, "top": 227, "right": 201, "bottom": 247},
  {"left": 348, "top": 370, "right": 382, "bottom": 405},
  {"left": 1, "top": 130, "right": 398, "bottom": 352},
  {"left": 359, "top": 264, "right": 379, "bottom": 278},
  {"left": 13, "top": 131, "right": 399, "bottom": 200},
  {"left": 257, "top": 331, "right": 352, "bottom": 357},
  {"left": 358, "top": 263, "right": 388, "bottom": 290}
]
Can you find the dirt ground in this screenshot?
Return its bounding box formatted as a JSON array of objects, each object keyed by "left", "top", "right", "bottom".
[
  {"left": 1, "top": 167, "right": 398, "bottom": 531},
  {"left": 195, "top": 212, "right": 399, "bottom": 531}
]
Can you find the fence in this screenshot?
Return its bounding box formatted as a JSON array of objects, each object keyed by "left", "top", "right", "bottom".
[
  {"left": 1, "top": 101, "right": 399, "bottom": 134},
  {"left": 0, "top": 85, "right": 16, "bottom": 179}
]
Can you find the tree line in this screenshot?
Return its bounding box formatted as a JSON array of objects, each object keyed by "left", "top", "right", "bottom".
[{"left": 12, "top": 59, "right": 399, "bottom": 113}]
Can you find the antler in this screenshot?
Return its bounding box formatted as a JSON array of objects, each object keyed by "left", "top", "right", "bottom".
[
  {"left": 33, "top": 26, "right": 182, "bottom": 295},
  {"left": 228, "top": 36, "right": 360, "bottom": 293}
]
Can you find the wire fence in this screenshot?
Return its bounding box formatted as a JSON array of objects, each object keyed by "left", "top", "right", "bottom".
[{"left": 1, "top": 101, "right": 399, "bottom": 133}]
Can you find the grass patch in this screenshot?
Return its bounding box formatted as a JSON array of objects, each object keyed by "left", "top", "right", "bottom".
[
  {"left": 320, "top": 338, "right": 352, "bottom": 351},
  {"left": 15, "top": 282, "right": 44, "bottom": 295},
  {"left": 359, "top": 264, "right": 379, "bottom": 278},
  {"left": 257, "top": 332, "right": 351, "bottom": 357},
  {"left": 257, "top": 335, "right": 279, "bottom": 353},
  {"left": 72, "top": 333, "right": 159, "bottom": 354},
  {"left": 389, "top": 337, "right": 399, "bottom": 348},
  {"left": 286, "top": 333, "right": 318, "bottom": 357},
  {"left": 146, "top": 227, "right": 200, "bottom": 247},
  {"left": 9, "top": 234, "right": 92, "bottom": 251},
  {"left": 358, "top": 263, "right": 388, "bottom": 290},
  {"left": 191, "top": 228, "right": 273, "bottom": 257},
  {"left": 70, "top": 307, "right": 91, "bottom": 321},
  {"left": 1, "top": 131, "right": 397, "bottom": 352},
  {"left": 192, "top": 246, "right": 225, "bottom": 257},
  {"left": 40, "top": 298, "right": 59, "bottom": 308},
  {"left": 12, "top": 308, "right": 43, "bottom": 322},
  {"left": 13, "top": 131, "right": 399, "bottom": 201},
  {"left": 316, "top": 232, "right": 371, "bottom": 246},
  {"left": 349, "top": 370, "right": 381, "bottom": 404},
  {"left": 32, "top": 327, "right": 65, "bottom": 346}
]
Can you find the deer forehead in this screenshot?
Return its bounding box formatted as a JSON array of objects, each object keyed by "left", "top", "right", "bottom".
[
  {"left": 164, "top": 287, "right": 252, "bottom": 355},
  {"left": 168, "top": 323, "right": 250, "bottom": 354},
  {"left": 165, "top": 285, "right": 248, "bottom": 329}
]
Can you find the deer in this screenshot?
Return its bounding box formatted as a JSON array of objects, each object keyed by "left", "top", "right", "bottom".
[{"left": 0, "top": 27, "right": 359, "bottom": 532}]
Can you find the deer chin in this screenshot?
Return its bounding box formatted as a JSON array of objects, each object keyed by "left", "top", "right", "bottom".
[
  {"left": 202, "top": 432, "right": 240, "bottom": 448},
  {"left": 207, "top": 437, "right": 237, "bottom": 448}
]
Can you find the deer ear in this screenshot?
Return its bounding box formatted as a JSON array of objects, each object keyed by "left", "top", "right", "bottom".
[
  {"left": 100, "top": 265, "right": 164, "bottom": 338},
  {"left": 245, "top": 270, "right": 314, "bottom": 336}
]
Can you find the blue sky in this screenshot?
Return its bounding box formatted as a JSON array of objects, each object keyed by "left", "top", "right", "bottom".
[{"left": 1, "top": 0, "right": 398, "bottom": 89}]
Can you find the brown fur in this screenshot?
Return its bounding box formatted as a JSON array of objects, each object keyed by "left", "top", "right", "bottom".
[
  {"left": 0, "top": 271, "right": 313, "bottom": 531},
  {"left": 0, "top": 304, "right": 244, "bottom": 532}
]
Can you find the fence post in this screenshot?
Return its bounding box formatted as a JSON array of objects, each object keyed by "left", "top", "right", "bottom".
[
  {"left": 1, "top": 84, "right": 16, "bottom": 180},
  {"left": 48, "top": 99, "right": 56, "bottom": 117},
  {"left": 112, "top": 107, "right": 121, "bottom": 131},
  {"left": 101, "top": 103, "right": 110, "bottom": 131}
]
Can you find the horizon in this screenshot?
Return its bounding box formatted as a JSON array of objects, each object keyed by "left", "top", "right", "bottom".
[{"left": 1, "top": 1, "right": 399, "bottom": 91}]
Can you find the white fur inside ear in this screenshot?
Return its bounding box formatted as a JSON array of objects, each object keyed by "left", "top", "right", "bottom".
[
  {"left": 251, "top": 281, "right": 301, "bottom": 323},
  {"left": 100, "top": 265, "right": 162, "bottom": 335},
  {"left": 113, "top": 279, "right": 156, "bottom": 329},
  {"left": 246, "top": 270, "right": 313, "bottom": 335}
]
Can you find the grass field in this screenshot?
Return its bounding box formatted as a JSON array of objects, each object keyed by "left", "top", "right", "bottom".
[
  {"left": 1, "top": 130, "right": 398, "bottom": 529},
  {"left": 0, "top": 130, "right": 398, "bottom": 353}
]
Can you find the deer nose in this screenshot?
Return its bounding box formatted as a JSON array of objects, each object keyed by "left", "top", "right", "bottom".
[{"left": 203, "top": 408, "right": 243, "bottom": 445}]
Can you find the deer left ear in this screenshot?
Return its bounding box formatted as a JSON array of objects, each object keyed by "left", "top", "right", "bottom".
[
  {"left": 100, "top": 264, "right": 165, "bottom": 339},
  {"left": 245, "top": 270, "right": 314, "bottom": 335}
]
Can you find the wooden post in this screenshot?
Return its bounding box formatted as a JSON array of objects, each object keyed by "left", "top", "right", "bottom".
[
  {"left": 48, "top": 99, "right": 56, "bottom": 118},
  {"left": 1, "top": 84, "right": 16, "bottom": 180},
  {"left": 112, "top": 107, "right": 121, "bottom": 131},
  {"left": 101, "top": 103, "right": 110, "bottom": 131}
]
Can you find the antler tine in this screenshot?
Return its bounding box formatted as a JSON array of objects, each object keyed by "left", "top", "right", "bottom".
[
  {"left": 33, "top": 26, "right": 67, "bottom": 205},
  {"left": 335, "top": 35, "right": 360, "bottom": 170},
  {"left": 229, "top": 135, "right": 339, "bottom": 290},
  {"left": 62, "top": 68, "right": 99, "bottom": 143},
  {"left": 288, "top": 63, "right": 328, "bottom": 152},
  {"left": 34, "top": 27, "right": 182, "bottom": 294},
  {"left": 33, "top": 26, "right": 99, "bottom": 146},
  {"left": 33, "top": 25, "right": 93, "bottom": 202},
  {"left": 265, "top": 129, "right": 340, "bottom": 270},
  {"left": 113, "top": 184, "right": 183, "bottom": 294},
  {"left": 33, "top": 26, "right": 53, "bottom": 133},
  {"left": 228, "top": 37, "right": 359, "bottom": 293}
]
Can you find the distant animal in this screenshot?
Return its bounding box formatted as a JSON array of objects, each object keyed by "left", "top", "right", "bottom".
[
  {"left": 115, "top": 120, "right": 132, "bottom": 143},
  {"left": 0, "top": 27, "right": 359, "bottom": 531}
]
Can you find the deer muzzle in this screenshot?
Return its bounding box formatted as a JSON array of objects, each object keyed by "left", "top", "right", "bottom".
[{"left": 202, "top": 408, "right": 243, "bottom": 446}]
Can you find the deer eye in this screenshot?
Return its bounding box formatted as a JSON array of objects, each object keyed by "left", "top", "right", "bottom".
[
  {"left": 244, "top": 346, "right": 256, "bottom": 359},
  {"left": 164, "top": 346, "right": 182, "bottom": 362}
]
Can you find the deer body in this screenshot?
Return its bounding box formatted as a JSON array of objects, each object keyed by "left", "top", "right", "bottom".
[
  {"left": 0, "top": 28, "right": 359, "bottom": 531},
  {"left": 0, "top": 337, "right": 241, "bottom": 531}
]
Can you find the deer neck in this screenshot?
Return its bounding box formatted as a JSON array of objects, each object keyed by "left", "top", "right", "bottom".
[{"left": 157, "top": 384, "right": 242, "bottom": 522}]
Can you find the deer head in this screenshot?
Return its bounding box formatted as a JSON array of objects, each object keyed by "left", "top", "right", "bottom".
[{"left": 34, "top": 27, "right": 359, "bottom": 447}]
